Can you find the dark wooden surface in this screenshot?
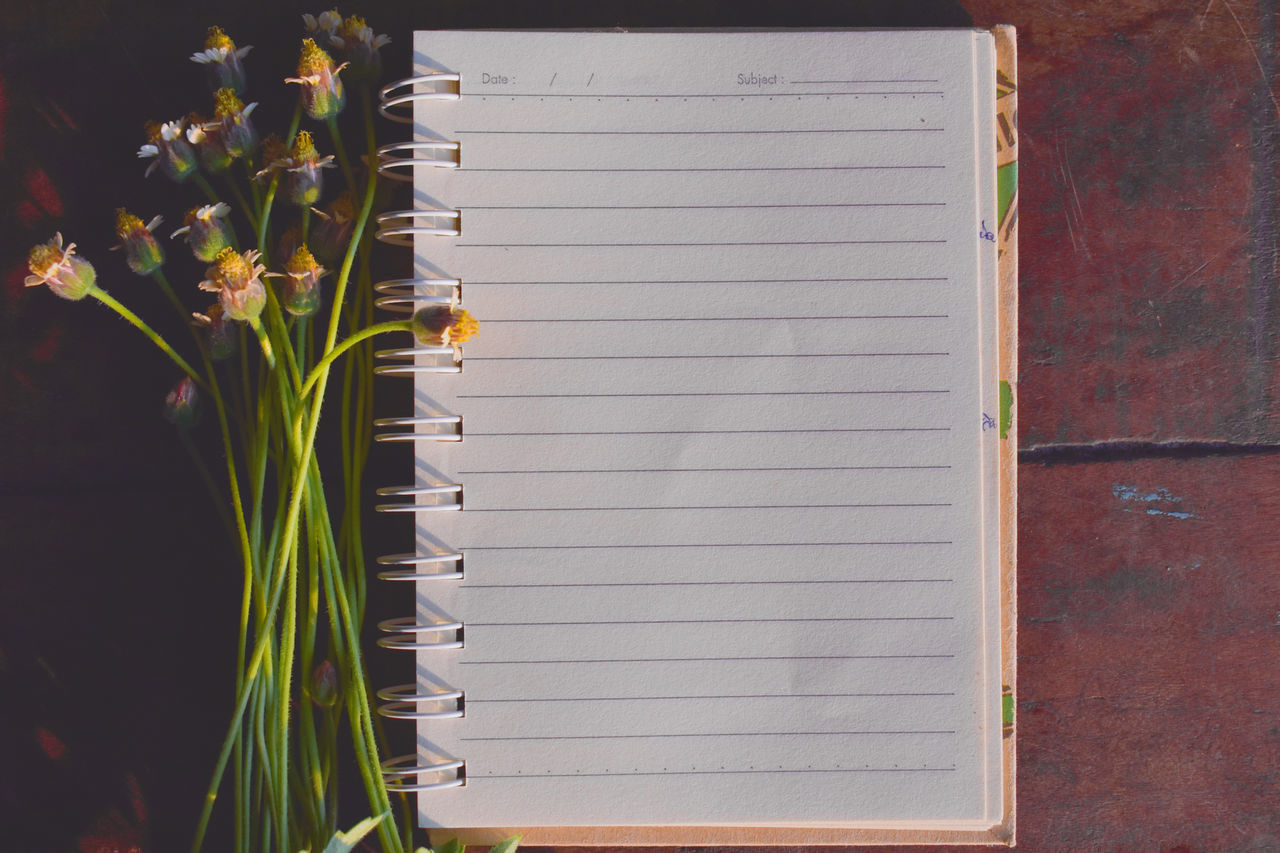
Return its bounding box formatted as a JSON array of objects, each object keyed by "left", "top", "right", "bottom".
[{"left": 2, "top": 1, "right": 1279, "bottom": 850}]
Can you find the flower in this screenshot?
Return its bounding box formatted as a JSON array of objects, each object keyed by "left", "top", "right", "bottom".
[
  {"left": 310, "top": 660, "right": 339, "bottom": 707},
  {"left": 258, "top": 131, "right": 335, "bottom": 206},
  {"left": 275, "top": 246, "right": 326, "bottom": 317},
  {"left": 192, "top": 303, "right": 236, "bottom": 360},
  {"left": 172, "top": 203, "right": 234, "bottom": 262},
  {"left": 302, "top": 9, "right": 343, "bottom": 41},
  {"left": 199, "top": 247, "right": 268, "bottom": 322},
  {"left": 330, "top": 15, "right": 389, "bottom": 80},
  {"left": 412, "top": 304, "right": 478, "bottom": 361},
  {"left": 191, "top": 26, "right": 252, "bottom": 94},
  {"left": 186, "top": 113, "right": 231, "bottom": 173},
  {"left": 310, "top": 191, "right": 355, "bottom": 265},
  {"left": 26, "top": 233, "right": 97, "bottom": 301},
  {"left": 163, "top": 376, "right": 201, "bottom": 428},
  {"left": 286, "top": 38, "right": 348, "bottom": 120},
  {"left": 138, "top": 119, "right": 198, "bottom": 182},
  {"left": 210, "top": 88, "right": 259, "bottom": 160},
  {"left": 113, "top": 209, "right": 165, "bottom": 275}
]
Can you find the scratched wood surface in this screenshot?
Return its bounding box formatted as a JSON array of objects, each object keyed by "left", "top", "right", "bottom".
[{"left": 4, "top": 0, "right": 1280, "bottom": 851}]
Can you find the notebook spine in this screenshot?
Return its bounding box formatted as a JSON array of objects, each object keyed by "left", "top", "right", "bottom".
[{"left": 371, "top": 73, "right": 466, "bottom": 794}]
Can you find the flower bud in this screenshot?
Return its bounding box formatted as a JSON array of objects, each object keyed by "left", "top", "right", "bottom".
[
  {"left": 310, "top": 660, "right": 339, "bottom": 708},
  {"left": 191, "top": 26, "right": 252, "bottom": 94},
  {"left": 330, "top": 15, "right": 389, "bottom": 82},
  {"left": 212, "top": 88, "right": 258, "bottom": 160},
  {"left": 139, "top": 120, "right": 198, "bottom": 183},
  {"left": 172, "top": 203, "right": 234, "bottom": 263},
  {"left": 287, "top": 39, "right": 347, "bottom": 120},
  {"left": 284, "top": 131, "right": 333, "bottom": 206},
  {"left": 199, "top": 247, "right": 267, "bottom": 323},
  {"left": 192, "top": 304, "right": 236, "bottom": 360},
  {"left": 187, "top": 114, "right": 231, "bottom": 173},
  {"left": 412, "top": 304, "right": 479, "bottom": 346},
  {"left": 163, "top": 376, "right": 201, "bottom": 428},
  {"left": 310, "top": 191, "right": 355, "bottom": 266},
  {"left": 26, "top": 234, "right": 97, "bottom": 301},
  {"left": 280, "top": 246, "right": 326, "bottom": 316},
  {"left": 114, "top": 209, "right": 165, "bottom": 275}
]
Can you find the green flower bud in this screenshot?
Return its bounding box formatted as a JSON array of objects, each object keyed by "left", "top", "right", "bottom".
[
  {"left": 191, "top": 26, "right": 252, "bottom": 94},
  {"left": 287, "top": 39, "right": 347, "bottom": 120},
  {"left": 114, "top": 210, "right": 165, "bottom": 275},
  {"left": 310, "top": 660, "right": 339, "bottom": 708},
  {"left": 172, "top": 203, "right": 234, "bottom": 263},
  {"left": 280, "top": 246, "right": 326, "bottom": 317}
]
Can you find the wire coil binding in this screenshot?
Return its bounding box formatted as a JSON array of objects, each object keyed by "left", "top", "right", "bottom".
[{"left": 374, "top": 73, "right": 467, "bottom": 792}]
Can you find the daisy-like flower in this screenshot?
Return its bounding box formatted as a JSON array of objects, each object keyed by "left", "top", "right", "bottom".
[
  {"left": 257, "top": 131, "right": 336, "bottom": 206},
  {"left": 26, "top": 234, "right": 97, "bottom": 301},
  {"left": 274, "top": 245, "right": 327, "bottom": 317},
  {"left": 138, "top": 119, "right": 198, "bottom": 182},
  {"left": 192, "top": 303, "right": 236, "bottom": 360},
  {"left": 113, "top": 209, "right": 165, "bottom": 275},
  {"left": 187, "top": 113, "right": 232, "bottom": 173},
  {"left": 302, "top": 9, "right": 343, "bottom": 41},
  {"left": 172, "top": 203, "right": 234, "bottom": 262},
  {"left": 286, "top": 38, "right": 348, "bottom": 120},
  {"left": 412, "top": 303, "right": 479, "bottom": 362},
  {"left": 210, "top": 88, "right": 259, "bottom": 161},
  {"left": 191, "top": 26, "right": 252, "bottom": 94},
  {"left": 199, "top": 247, "right": 268, "bottom": 322},
  {"left": 330, "top": 14, "right": 389, "bottom": 80}
]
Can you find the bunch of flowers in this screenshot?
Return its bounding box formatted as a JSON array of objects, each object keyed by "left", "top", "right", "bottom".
[{"left": 27, "top": 15, "right": 482, "bottom": 853}]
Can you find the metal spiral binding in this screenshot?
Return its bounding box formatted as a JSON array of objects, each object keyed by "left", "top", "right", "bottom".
[{"left": 373, "top": 74, "right": 467, "bottom": 794}]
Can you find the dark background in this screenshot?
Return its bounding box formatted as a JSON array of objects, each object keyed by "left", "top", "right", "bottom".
[{"left": 4, "top": 1, "right": 1280, "bottom": 851}]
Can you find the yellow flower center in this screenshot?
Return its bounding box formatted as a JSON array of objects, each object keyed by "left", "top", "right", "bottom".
[
  {"left": 115, "top": 209, "right": 146, "bottom": 238},
  {"left": 214, "top": 88, "right": 245, "bottom": 118},
  {"left": 28, "top": 242, "right": 63, "bottom": 275},
  {"left": 214, "top": 246, "right": 250, "bottom": 280},
  {"left": 206, "top": 26, "right": 235, "bottom": 52},
  {"left": 290, "top": 130, "right": 319, "bottom": 162},
  {"left": 298, "top": 39, "right": 334, "bottom": 76},
  {"left": 339, "top": 15, "right": 368, "bottom": 38},
  {"left": 145, "top": 120, "right": 163, "bottom": 143},
  {"left": 286, "top": 246, "right": 319, "bottom": 274},
  {"left": 451, "top": 309, "right": 479, "bottom": 342}
]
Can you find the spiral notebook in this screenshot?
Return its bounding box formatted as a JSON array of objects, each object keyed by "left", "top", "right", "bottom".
[{"left": 374, "top": 27, "right": 1017, "bottom": 847}]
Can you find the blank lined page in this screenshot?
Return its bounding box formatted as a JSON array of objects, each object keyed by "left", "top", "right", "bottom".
[{"left": 408, "top": 29, "right": 1001, "bottom": 829}]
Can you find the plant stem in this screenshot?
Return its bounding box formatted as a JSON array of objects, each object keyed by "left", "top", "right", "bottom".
[
  {"left": 297, "top": 321, "right": 409, "bottom": 403},
  {"left": 89, "top": 287, "right": 206, "bottom": 390}
]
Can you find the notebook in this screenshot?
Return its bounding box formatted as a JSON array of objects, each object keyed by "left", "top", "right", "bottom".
[{"left": 373, "top": 26, "right": 1017, "bottom": 847}]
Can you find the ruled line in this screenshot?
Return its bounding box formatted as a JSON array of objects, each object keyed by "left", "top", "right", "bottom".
[
  {"left": 458, "top": 391, "right": 949, "bottom": 399},
  {"left": 457, "top": 128, "right": 945, "bottom": 135},
  {"left": 462, "top": 542, "right": 952, "bottom": 551},
  {"left": 465, "top": 428, "right": 949, "bottom": 436},
  {"left": 468, "top": 616, "right": 953, "bottom": 626},
  {"left": 464, "top": 503, "right": 951, "bottom": 512},
  {"left": 469, "top": 691, "right": 956, "bottom": 702},
  {"left": 461, "top": 580, "right": 954, "bottom": 589},
  {"left": 461, "top": 654, "right": 954, "bottom": 664},
  {"left": 462, "top": 730, "right": 956, "bottom": 742},
  {"left": 464, "top": 203, "right": 945, "bottom": 211},
  {"left": 476, "top": 767, "right": 956, "bottom": 779},
  {"left": 467, "top": 166, "right": 945, "bottom": 173},
  {"left": 460, "top": 241, "right": 945, "bottom": 249},
  {"left": 468, "top": 353, "right": 949, "bottom": 361},
  {"left": 792, "top": 78, "right": 941, "bottom": 84},
  {"left": 469, "top": 277, "right": 948, "bottom": 285},
  {"left": 456, "top": 465, "right": 952, "bottom": 473},
  {"left": 479, "top": 315, "right": 948, "bottom": 323},
  {"left": 464, "top": 91, "right": 945, "bottom": 99}
]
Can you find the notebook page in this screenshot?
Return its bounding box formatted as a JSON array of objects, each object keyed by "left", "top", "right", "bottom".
[{"left": 407, "top": 29, "right": 1000, "bottom": 828}]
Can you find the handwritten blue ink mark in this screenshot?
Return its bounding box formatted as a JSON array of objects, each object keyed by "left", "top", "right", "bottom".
[
  {"left": 979, "top": 220, "right": 996, "bottom": 243},
  {"left": 982, "top": 412, "right": 997, "bottom": 431}
]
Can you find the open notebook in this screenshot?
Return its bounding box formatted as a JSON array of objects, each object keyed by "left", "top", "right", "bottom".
[{"left": 375, "top": 27, "right": 1017, "bottom": 846}]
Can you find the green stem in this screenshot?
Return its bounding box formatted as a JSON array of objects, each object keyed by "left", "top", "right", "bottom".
[
  {"left": 298, "top": 321, "right": 409, "bottom": 403},
  {"left": 194, "top": 172, "right": 221, "bottom": 205},
  {"left": 89, "top": 287, "right": 206, "bottom": 390},
  {"left": 326, "top": 115, "right": 358, "bottom": 193}
]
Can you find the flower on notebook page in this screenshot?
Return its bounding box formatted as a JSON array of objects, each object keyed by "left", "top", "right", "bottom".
[{"left": 412, "top": 303, "right": 478, "bottom": 361}]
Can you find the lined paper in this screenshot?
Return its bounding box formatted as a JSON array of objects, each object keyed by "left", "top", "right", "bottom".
[{"left": 408, "top": 30, "right": 1000, "bottom": 830}]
